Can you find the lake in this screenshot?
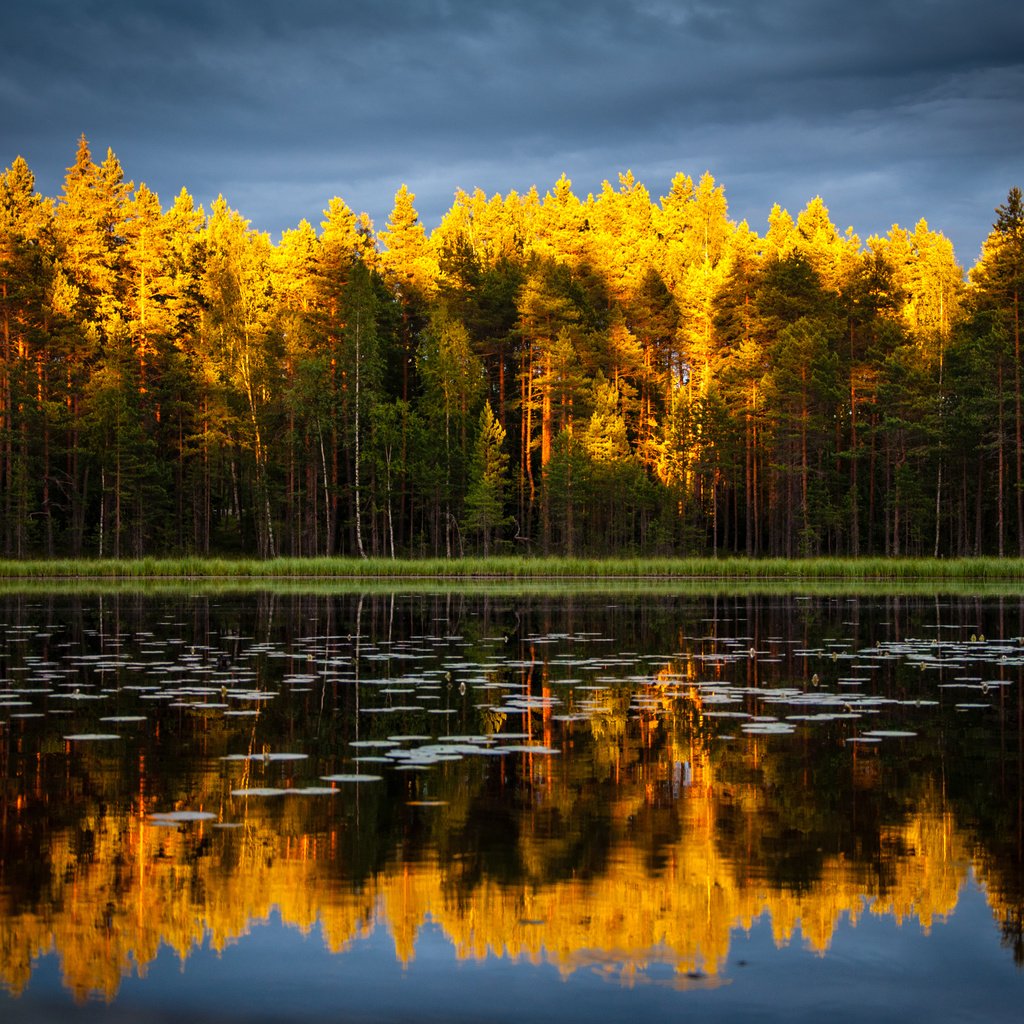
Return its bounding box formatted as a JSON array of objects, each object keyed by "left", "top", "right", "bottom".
[{"left": 0, "top": 587, "right": 1022, "bottom": 1022}]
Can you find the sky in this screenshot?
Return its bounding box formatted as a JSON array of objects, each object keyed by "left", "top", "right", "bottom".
[{"left": 3, "top": 0, "right": 1022, "bottom": 268}]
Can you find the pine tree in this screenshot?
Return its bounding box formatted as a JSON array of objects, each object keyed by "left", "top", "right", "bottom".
[
  {"left": 202, "top": 196, "right": 280, "bottom": 556},
  {"left": 56, "top": 137, "right": 133, "bottom": 328},
  {"left": 793, "top": 196, "right": 860, "bottom": 294},
  {"left": 53, "top": 138, "right": 136, "bottom": 552},
  {"left": 545, "top": 428, "right": 591, "bottom": 554},
  {"left": 589, "top": 171, "right": 656, "bottom": 303},
  {"left": 416, "top": 312, "right": 482, "bottom": 556},
  {"left": 535, "top": 174, "right": 589, "bottom": 268},
  {"left": 464, "top": 401, "right": 511, "bottom": 555},
  {"left": 0, "top": 156, "right": 54, "bottom": 554},
  {"left": 84, "top": 324, "right": 160, "bottom": 556},
  {"left": 971, "top": 188, "right": 1024, "bottom": 554},
  {"left": 379, "top": 185, "right": 434, "bottom": 406}
]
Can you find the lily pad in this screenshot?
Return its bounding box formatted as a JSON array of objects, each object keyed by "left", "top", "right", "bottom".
[
  {"left": 149, "top": 810, "right": 217, "bottom": 823},
  {"left": 320, "top": 773, "right": 384, "bottom": 783},
  {"left": 220, "top": 752, "right": 308, "bottom": 762}
]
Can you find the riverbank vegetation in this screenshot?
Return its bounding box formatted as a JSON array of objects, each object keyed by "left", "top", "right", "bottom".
[
  {"left": 2, "top": 139, "right": 1022, "bottom": 559},
  {"left": 3, "top": 556, "right": 1024, "bottom": 581}
]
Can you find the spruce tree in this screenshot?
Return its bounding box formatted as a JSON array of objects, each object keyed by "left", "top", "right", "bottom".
[{"left": 464, "top": 401, "right": 511, "bottom": 555}]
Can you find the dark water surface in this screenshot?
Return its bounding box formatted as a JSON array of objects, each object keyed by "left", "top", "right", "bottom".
[{"left": 0, "top": 589, "right": 1022, "bottom": 1022}]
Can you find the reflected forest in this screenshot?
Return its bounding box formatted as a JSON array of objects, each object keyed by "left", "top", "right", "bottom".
[
  {"left": 0, "top": 590, "right": 1022, "bottom": 1001},
  {"left": 2, "top": 138, "right": 1023, "bottom": 559}
]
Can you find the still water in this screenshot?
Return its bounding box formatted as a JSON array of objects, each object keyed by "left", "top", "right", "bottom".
[{"left": 0, "top": 587, "right": 1022, "bottom": 1023}]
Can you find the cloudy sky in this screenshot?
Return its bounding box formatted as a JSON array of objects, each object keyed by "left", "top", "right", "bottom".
[{"left": 4, "top": 0, "right": 1022, "bottom": 266}]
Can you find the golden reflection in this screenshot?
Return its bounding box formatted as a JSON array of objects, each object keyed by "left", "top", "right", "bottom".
[{"left": 0, "top": 720, "right": 1006, "bottom": 1004}]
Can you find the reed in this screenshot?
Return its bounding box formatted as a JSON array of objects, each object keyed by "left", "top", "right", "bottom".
[{"left": 2, "top": 555, "right": 1024, "bottom": 580}]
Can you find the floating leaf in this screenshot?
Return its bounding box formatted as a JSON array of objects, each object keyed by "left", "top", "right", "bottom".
[
  {"left": 320, "top": 773, "right": 383, "bottom": 783},
  {"left": 220, "top": 752, "right": 308, "bottom": 762},
  {"left": 149, "top": 810, "right": 217, "bottom": 823}
]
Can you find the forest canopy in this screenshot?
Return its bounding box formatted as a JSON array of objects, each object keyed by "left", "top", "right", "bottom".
[{"left": 1, "top": 137, "right": 1021, "bottom": 558}]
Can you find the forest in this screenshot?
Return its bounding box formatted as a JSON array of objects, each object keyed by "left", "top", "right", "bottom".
[{"left": 0, "top": 136, "right": 1022, "bottom": 559}]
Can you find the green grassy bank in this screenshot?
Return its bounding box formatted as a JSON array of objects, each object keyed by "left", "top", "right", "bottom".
[{"left": 2, "top": 555, "right": 1024, "bottom": 581}]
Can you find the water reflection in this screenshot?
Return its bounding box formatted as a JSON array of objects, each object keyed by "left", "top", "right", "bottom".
[{"left": 0, "top": 591, "right": 1021, "bottom": 1007}]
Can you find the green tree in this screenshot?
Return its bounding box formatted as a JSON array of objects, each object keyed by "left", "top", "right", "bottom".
[
  {"left": 0, "top": 155, "right": 54, "bottom": 554},
  {"left": 339, "top": 260, "right": 384, "bottom": 557},
  {"left": 416, "top": 312, "right": 483, "bottom": 556},
  {"left": 464, "top": 401, "right": 511, "bottom": 555},
  {"left": 83, "top": 324, "right": 161, "bottom": 557},
  {"left": 545, "top": 428, "right": 591, "bottom": 555},
  {"left": 755, "top": 255, "right": 843, "bottom": 555},
  {"left": 971, "top": 188, "right": 1024, "bottom": 554},
  {"left": 369, "top": 398, "right": 409, "bottom": 558}
]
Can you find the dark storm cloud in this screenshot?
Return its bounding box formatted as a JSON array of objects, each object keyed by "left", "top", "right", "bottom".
[{"left": 3, "top": 0, "right": 1022, "bottom": 264}]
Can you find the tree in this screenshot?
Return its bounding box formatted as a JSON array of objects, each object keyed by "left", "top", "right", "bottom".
[
  {"left": 622, "top": 268, "right": 678, "bottom": 465},
  {"left": 578, "top": 377, "right": 651, "bottom": 554},
  {"left": 369, "top": 398, "right": 409, "bottom": 558},
  {"left": 4, "top": 143, "right": 1010, "bottom": 558},
  {"left": 378, "top": 185, "right": 435, "bottom": 299},
  {"left": 52, "top": 138, "right": 136, "bottom": 553},
  {"left": 272, "top": 218, "right": 322, "bottom": 555},
  {"left": 379, "top": 186, "right": 435, "bottom": 405},
  {"left": 535, "top": 174, "right": 589, "bottom": 268},
  {"left": 588, "top": 171, "right": 656, "bottom": 303},
  {"left": 464, "top": 401, "right": 511, "bottom": 555},
  {"left": 516, "top": 257, "right": 601, "bottom": 547},
  {"left": 83, "top": 324, "right": 161, "bottom": 557},
  {"left": 339, "top": 260, "right": 384, "bottom": 557},
  {"left": 792, "top": 196, "right": 860, "bottom": 294},
  {"left": 416, "top": 312, "right": 483, "bottom": 556},
  {"left": 545, "top": 428, "right": 591, "bottom": 555},
  {"left": 156, "top": 188, "right": 209, "bottom": 552},
  {"left": 971, "top": 188, "right": 1024, "bottom": 554},
  {"left": 0, "top": 156, "right": 54, "bottom": 554},
  {"left": 55, "top": 137, "right": 133, "bottom": 329},
  {"left": 754, "top": 255, "right": 843, "bottom": 555},
  {"left": 202, "top": 196, "right": 281, "bottom": 556}
]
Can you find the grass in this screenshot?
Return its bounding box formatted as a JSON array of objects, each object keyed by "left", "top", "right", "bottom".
[{"left": 2, "top": 554, "right": 1024, "bottom": 581}]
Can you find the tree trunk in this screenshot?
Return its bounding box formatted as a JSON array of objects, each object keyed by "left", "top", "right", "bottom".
[
  {"left": 850, "top": 379, "right": 859, "bottom": 556},
  {"left": 1015, "top": 287, "right": 1023, "bottom": 555},
  {"left": 999, "top": 359, "right": 1006, "bottom": 557},
  {"left": 354, "top": 310, "right": 365, "bottom": 559}
]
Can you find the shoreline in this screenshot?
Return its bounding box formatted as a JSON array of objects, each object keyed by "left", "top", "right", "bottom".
[{"left": 2, "top": 555, "right": 1024, "bottom": 584}]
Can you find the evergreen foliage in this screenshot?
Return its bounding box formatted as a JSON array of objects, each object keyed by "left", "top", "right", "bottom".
[
  {"left": 0, "top": 140, "right": 1020, "bottom": 557},
  {"left": 463, "top": 401, "right": 511, "bottom": 554}
]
